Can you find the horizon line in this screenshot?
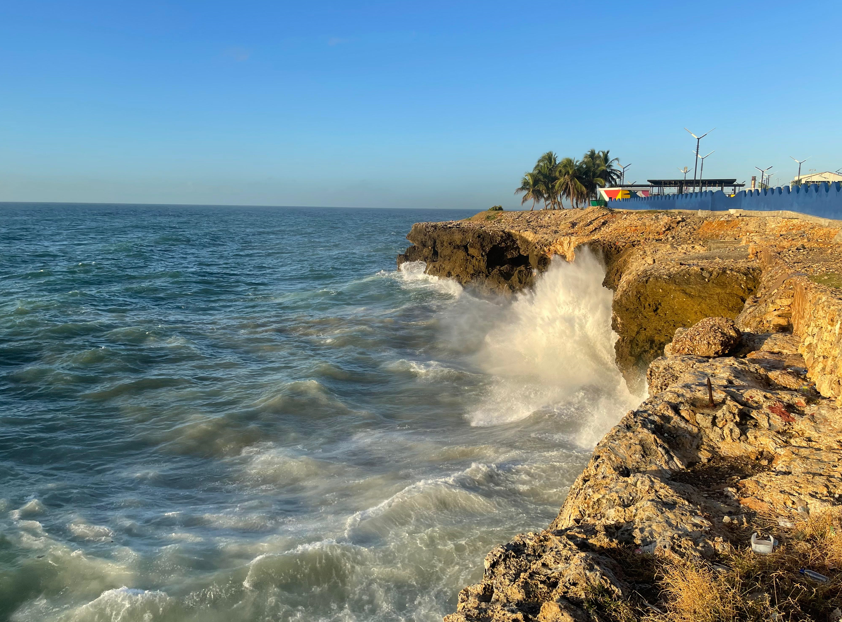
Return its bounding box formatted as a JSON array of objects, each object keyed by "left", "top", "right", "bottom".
[{"left": 0, "top": 200, "right": 474, "bottom": 210}]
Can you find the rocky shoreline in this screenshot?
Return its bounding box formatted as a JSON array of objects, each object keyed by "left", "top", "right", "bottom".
[{"left": 398, "top": 207, "right": 842, "bottom": 621}]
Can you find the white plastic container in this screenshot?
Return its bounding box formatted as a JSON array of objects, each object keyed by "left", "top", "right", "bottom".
[{"left": 751, "top": 532, "right": 777, "bottom": 554}]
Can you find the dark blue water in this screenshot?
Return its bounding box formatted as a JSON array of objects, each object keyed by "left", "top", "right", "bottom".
[{"left": 0, "top": 204, "right": 637, "bottom": 621}]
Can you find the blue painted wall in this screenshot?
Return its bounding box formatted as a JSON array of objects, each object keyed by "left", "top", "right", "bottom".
[{"left": 607, "top": 182, "right": 842, "bottom": 220}]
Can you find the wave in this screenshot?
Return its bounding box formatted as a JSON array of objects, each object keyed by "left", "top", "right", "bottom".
[
  {"left": 459, "top": 250, "right": 640, "bottom": 444},
  {"left": 59, "top": 587, "right": 176, "bottom": 622},
  {"left": 393, "top": 261, "right": 463, "bottom": 297},
  {"left": 243, "top": 540, "right": 367, "bottom": 592},
  {"left": 238, "top": 443, "right": 342, "bottom": 487},
  {"left": 343, "top": 476, "right": 498, "bottom": 543},
  {"left": 384, "top": 359, "right": 474, "bottom": 382}
]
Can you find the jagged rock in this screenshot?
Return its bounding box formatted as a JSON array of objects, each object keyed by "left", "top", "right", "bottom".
[
  {"left": 397, "top": 222, "right": 548, "bottom": 293},
  {"left": 793, "top": 277, "right": 842, "bottom": 404},
  {"left": 664, "top": 317, "right": 742, "bottom": 358},
  {"left": 399, "top": 207, "right": 842, "bottom": 384},
  {"left": 448, "top": 343, "right": 842, "bottom": 621},
  {"left": 611, "top": 263, "right": 758, "bottom": 386},
  {"left": 647, "top": 355, "right": 706, "bottom": 394}
]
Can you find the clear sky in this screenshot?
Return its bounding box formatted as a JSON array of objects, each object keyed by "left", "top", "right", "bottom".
[{"left": 2, "top": 0, "right": 841, "bottom": 209}]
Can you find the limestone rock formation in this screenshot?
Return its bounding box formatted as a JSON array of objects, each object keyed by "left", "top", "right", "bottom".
[
  {"left": 446, "top": 335, "right": 841, "bottom": 622},
  {"left": 397, "top": 222, "right": 548, "bottom": 293},
  {"left": 396, "top": 207, "right": 842, "bottom": 621},
  {"left": 399, "top": 207, "right": 842, "bottom": 393},
  {"left": 664, "top": 317, "right": 742, "bottom": 357}
]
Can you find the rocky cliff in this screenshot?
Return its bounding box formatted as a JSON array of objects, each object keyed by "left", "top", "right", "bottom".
[
  {"left": 398, "top": 207, "right": 842, "bottom": 394},
  {"left": 397, "top": 207, "right": 842, "bottom": 621}
]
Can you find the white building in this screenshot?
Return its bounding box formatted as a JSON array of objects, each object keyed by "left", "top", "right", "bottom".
[{"left": 791, "top": 171, "right": 842, "bottom": 186}]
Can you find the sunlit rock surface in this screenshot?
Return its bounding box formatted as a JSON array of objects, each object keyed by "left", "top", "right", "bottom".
[{"left": 397, "top": 207, "right": 842, "bottom": 621}]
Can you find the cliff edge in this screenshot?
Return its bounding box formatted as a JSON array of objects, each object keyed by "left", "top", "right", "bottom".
[
  {"left": 398, "top": 207, "right": 842, "bottom": 621},
  {"left": 398, "top": 207, "right": 842, "bottom": 395}
]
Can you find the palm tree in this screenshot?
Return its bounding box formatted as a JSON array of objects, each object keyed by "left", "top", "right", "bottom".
[
  {"left": 515, "top": 149, "right": 622, "bottom": 210},
  {"left": 555, "top": 158, "right": 587, "bottom": 209},
  {"left": 598, "top": 150, "right": 622, "bottom": 187},
  {"left": 515, "top": 171, "right": 544, "bottom": 211},
  {"left": 534, "top": 152, "right": 560, "bottom": 209},
  {"left": 580, "top": 150, "right": 607, "bottom": 202}
]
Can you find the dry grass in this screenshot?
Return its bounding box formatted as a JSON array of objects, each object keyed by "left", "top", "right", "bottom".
[
  {"left": 653, "top": 554, "right": 741, "bottom": 622},
  {"left": 650, "top": 509, "right": 842, "bottom": 622},
  {"left": 590, "top": 509, "right": 842, "bottom": 621}
]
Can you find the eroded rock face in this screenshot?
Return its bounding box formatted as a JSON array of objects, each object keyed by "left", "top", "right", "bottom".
[
  {"left": 664, "top": 317, "right": 742, "bottom": 357},
  {"left": 612, "top": 264, "right": 758, "bottom": 383},
  {"left": 397, "top": 222, "right": 548, "bottom": 293},
  {"left": 793, "top": 278, "right": 842, "bottom": 404},
  {"left": 446, "top": 335, "right": 841, "bottom": 622}
]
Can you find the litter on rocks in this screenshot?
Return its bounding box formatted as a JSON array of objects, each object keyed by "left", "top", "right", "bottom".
[
  {"left": 799, "top": 568, "right": 829, "bottom": 582},
  {"left": 750, "top": 532, "right": 777, "bottom": 554}
]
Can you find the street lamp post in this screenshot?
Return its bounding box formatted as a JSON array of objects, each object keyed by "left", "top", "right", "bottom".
[
  {"left": 685, "top": 127, "right": 715, "bottom": 192},
  {"left": 790, "top": 156, "right": 810, "bottom": 185},
  {"left": 679, "top": 167, "right": 690, "bottom": 194},
  {"left": 754, "top": 166, "right": 773, "bottom": 189},
  {"left": 692, "top": 150, "right": 714, "bottom": 192},
  {"left": 620, "top": 163, "right": 632, "bottom": 185}
]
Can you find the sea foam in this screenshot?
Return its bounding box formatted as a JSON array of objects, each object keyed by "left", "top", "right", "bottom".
[{"left": 464, "top": 250, "right": 639, "bottom": 444}]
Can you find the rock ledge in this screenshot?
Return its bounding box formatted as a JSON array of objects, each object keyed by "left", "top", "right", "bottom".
[{"left": 398, "top": 208, "right": 842, "bottom": 621}]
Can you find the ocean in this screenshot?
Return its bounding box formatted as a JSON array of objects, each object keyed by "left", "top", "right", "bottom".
[{"left": 0, "top": 204, "right": 639, "bottom": 622}]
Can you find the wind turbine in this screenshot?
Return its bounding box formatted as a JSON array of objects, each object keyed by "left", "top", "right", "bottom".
[
  {"left": 692, "top": 150, "right": 714, "bottom": 191},
  {"left": 754, "top": 165, "right": 773, "bottom": 189},
  {"left": 790, "top": 156, "right": 809, "bottom": 185},
  {"left": 685, "top": 127, "right": 715, "bottom": 192},
  {"left": 679, "top": 166, "right": 690, "bottom": 194}
]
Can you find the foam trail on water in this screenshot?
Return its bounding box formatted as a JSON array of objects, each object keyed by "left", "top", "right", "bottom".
[
  {"left": 467, "top": 250, "right": 639, "bottom": 445},
  {"left": 395, "top": 261, "right": 463, "bottom": 297}
]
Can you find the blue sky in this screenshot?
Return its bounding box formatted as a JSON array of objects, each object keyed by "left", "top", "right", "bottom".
[{"left": 1, "top": 0, "right": 840, "bottom": 208}]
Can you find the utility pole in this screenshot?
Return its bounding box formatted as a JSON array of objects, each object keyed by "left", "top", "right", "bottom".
[
  {"left": 620, "top": 163, "right": 632, "bottom": 186},
  {"left": 693, "top": 150, "right": 714, "bottom": 191},
  {"left": 790, "top": 156, "right": 809, "bottom": 185},
  {"left": 679, "top": 167, "right": 690, "bottom": 194},
  {"left": 685, "top": 127, "right": 714, "bottom": 192}
]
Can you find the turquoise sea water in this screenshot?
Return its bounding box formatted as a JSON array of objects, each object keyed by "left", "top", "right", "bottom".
[{"left": 0, "top": 204, "right": 638, "bottom": 621}]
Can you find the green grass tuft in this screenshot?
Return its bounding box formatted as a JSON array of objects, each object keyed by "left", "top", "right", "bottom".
[{"left": 809, "top": 273, "right": 842, "bottom": 289}]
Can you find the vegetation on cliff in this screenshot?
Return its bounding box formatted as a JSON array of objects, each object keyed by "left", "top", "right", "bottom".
[{"left": 515, "top": 150, "right": 622, "bottom": 210}]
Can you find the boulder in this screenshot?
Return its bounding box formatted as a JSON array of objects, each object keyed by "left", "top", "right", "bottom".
[{"left": 664, "top": 317, "right": 742, "bottom": 358}]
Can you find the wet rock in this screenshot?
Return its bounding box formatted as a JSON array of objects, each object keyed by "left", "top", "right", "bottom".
[
  {"left": 664, "top": 317, "right": 742, "bottom": 358},
  {"left": 397, "top": 222, "right": 547, "bottom": 294}
]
